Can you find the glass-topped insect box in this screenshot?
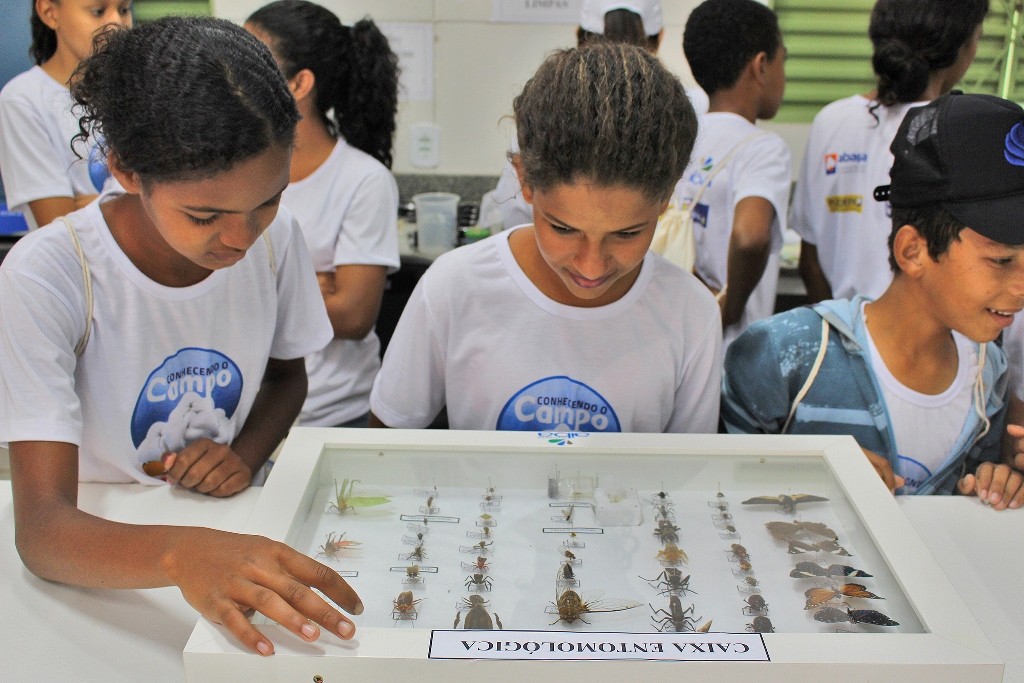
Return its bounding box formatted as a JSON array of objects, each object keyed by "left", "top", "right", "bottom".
[{"left": 184, "top": 429, "right": 1001, "bottom": 682}]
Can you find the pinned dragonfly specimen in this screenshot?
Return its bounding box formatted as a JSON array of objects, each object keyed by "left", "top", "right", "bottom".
[
  {"left": 790, "top": 561, "right": 872, "bottom": 579},
  {"left": 742, "top": 493, "right": 829, "bottom": 514},
  {"left": 328, "top": 478, "right": 390, "bottom": 514},
  {"left": 814, "top": 604, "right": 898, "bottom": 627},
  {"left": 765, "top": 520, "right": 838, "bottom": 541},
  {"left": 804, "top": 584, "right": 884, "bottom": 609}
]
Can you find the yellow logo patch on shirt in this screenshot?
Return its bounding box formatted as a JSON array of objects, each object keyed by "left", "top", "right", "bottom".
[{"left": 826, "top": 194, "right": 863, "bottom": 213}]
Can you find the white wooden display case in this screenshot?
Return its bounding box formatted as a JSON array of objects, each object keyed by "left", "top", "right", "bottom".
[{"left": 184, "top": 429, "right": 1002, "bottom": 682}]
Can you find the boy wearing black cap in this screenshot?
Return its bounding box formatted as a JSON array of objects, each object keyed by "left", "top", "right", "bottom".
[{"left": 722, "top": 92, "right": 1024, "bottom": 507}]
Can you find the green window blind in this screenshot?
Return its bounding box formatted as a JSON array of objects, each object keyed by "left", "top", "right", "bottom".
[
  {"left": 774, "top": 0, "right": 1024, "bottom": 123},
  {"left": 132, "top": 0, "right": 212, "bottom": 22}
]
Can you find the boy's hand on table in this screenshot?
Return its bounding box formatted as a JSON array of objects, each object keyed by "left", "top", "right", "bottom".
[
  {"left": 1004, "top": 423, "right": 1024, "bottom": 471},
  {"left": 862, "top": 448, "right": 905, "bottom": 492},
  {"left": 958, "top": 462, "right": 1024, "bottom": 511},
  {"left": 161, "top": 438, "right": 253, "bottom": 497},
  {"left": 165, "top": 528, "right": 362, "bottom": 656}
]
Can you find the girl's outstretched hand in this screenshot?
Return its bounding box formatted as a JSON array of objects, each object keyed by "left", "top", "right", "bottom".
[
  {"left": 958, "top": 462, "right": 1024, "bottom": 511},
  {"left": 165, "top": 528, "right": 363, "bottom": 655}
]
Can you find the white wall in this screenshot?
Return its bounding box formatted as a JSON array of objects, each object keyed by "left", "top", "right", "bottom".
[{"left": 213, "top": 0, "right": 809, "bottom": 178}]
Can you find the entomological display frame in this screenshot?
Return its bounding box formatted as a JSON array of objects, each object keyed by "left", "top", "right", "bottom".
[{"left": 184, "top": 430, "right": 1001, "bottom": 682}]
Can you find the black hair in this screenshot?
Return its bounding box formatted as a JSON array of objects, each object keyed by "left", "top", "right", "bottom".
[
  {"left": 514, "top": 43, "right": 697, "bottom": 201},
  {"left": 246, "top": 0, "right": 400, "bottom": 169},
  {"left": 888, "top": 205, "right": 966, "bottom": 272},
  {"left": 870, "top": 0, "right": 988, "bottom": 107},
  {"left": 70, "top": 16, "right": 299, "bottom": 183},
  {"left": 683, "top": 0, "right": 782, "bottom": 96},
  {"left": 576, "top": 9, "right": 659, "bottom": 51},
  {"left": 30, "top": 1, "right": 57, "bottom": 65}
]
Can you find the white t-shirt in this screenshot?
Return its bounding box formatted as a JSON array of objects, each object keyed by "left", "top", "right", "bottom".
[
  {"left": 673, "top": 112, "right": 792, "bottom": 348},
  {"left": 370, "top": 229, "right": 723, "bottom": 432},
  {"left": 864, "top": 310, "right": 976, "bottom": 494},
  {"left": 791, "top": 95, "right": 926, "bottom": 300},
  {"left": 283, "top": 139, "right": 400, "bottom": 426},
  {"left": 1003, "top": 315, "right": 1024, "bottom": 401},
  {"left": 0, "top": 66, "right": 110, "bottom": 229},
  {"left": 0, "top": 198, "right": 332, "bottom": 483}
]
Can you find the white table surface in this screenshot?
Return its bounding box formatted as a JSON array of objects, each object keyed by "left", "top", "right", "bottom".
[{"left": 1, "top": 483, "right": 1020, "bottom": 681}]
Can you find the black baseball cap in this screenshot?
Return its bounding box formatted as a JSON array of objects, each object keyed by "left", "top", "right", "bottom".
[{"left": 874, "top": 92, "right": 1024, "bottom": 245}]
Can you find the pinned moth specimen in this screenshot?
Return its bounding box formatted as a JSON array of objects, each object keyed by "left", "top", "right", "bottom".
[
  {"left": 654, "top": 519, "right": 680, "bottom": 544},
  {"left": 766, "top": 520, "right": 839, "bottom": 542},
  {"left": 746, "top": 616, "right": 775, "bottom": 633},
  {"left": 316, "top": 531, "right": 361, "bottom": 559},
  {"left": 454, "top": 595, "right": 502, "bottom": 629},
  {"left": 742, "top": 593, "right": 768, "bottom": 616},
  {"left": 742, "top": 494, "right": 829, "bottom": 514},
  {"left": 639, "top": 568, "right": 696, "bottom": 597},
  {"left": 465, "top": 573, "right": 494, "bottom": 592},
  {"left": 787, "top": 538, "right": 851, "bottom": 556},
  {"left": 328, "top": 478, "right": 390, "bottom": 514},
  {"left": 804, "top": 584, "right": 883, "bottom": 609},
  {"left": 656, "top": 542, "right": 688, "bottom": 566},
  {"left": 814, "top": 604, "right": 899, "bottom": 627},
  {"left": 650, "top": 595, "right": 702, "bottom": 632},
  {"left": 790, "top": 561, "right": 872, "bottom": 579},
  {"left": 392, "top": 591, "right": 421, "bottom": 620},
  {"left": 547, "top": 588, "right": 641, "bottom": 625}
]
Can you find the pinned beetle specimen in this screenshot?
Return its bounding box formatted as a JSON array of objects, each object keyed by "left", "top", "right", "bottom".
[
  {"left": 742, "top": 593, "right": 768, "bottom": 616},
  {"left": 328, "top": 478, "right": 390, "bottom": 514},
  {"left": 465, "top": 573, "right": 493, "bottom": 592},
  {"left": 454, "top": 595, "right": 502, "bottom": 629},
  {"left": 392, "top": 591, "right": 421, "bottom": 620},
  {"left": 742, "top": 493, "right": 828, "bottom": 514},
  {"left": 650, "top": 595, "right": 701, "bottom": 632},
  {"left": 746, "top": 616, "right": 775, "bottom": 633}
]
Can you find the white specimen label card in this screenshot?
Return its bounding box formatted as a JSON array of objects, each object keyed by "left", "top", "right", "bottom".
[{"left": 429, "top": 630, "right": 769, "bottom": 661}]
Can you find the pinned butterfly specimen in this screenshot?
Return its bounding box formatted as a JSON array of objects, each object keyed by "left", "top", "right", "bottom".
[
  {"left": 804, "top": 584, "right": 883, "bottom": 609},
  {"left": 766, "top": 520, "right": 838, "bottom": 541},
  {"left": 814, "top": 604, "right": 898, "bottom": 627},
  {"left": 787, "top": 539, "right": 852, "bottom": 556},
  {"left": 742, "top": 493, "right": 828, "bottom": 514},
  {"left": 328, "top": 478, "right": 391, "bottom": 514},
  {"left": 317, "top": 531, "right": 361, "bottom": 559},
  {"left": 790, "top": 561, "right": 872, "bottom": 578}
]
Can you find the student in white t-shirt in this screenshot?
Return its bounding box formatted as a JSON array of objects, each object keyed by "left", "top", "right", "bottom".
[
  {"left": 0, "top": 0, "right": 132, "bottom": 229},
  {"left": 0, "top": 18, "right": 361, "bottom": 656},
  {"left": 791, "top": 0, "right": 986, "bottom": 302},
  {"left": 675, "top": 0, "right": 791, "bottom": 348},
  {"left": 246, "top": 1, "right": 400, "bottom": 428},
  {"left": 370, "top": 43, "right": 722, "bottom": 433}
]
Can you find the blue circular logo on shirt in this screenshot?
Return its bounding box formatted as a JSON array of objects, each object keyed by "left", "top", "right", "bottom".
[
  {"left": 496, "top": 376, "right": 620, "bottom": 432},
  {"left": 88, "top": 144, "right": 110, "bottom": 192}
]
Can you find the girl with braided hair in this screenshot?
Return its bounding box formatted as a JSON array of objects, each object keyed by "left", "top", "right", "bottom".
[
  {"left": 370, "top": 43, "right": 722, "bottom": 434},
  {"left": 245, "top": 0, "right": 401, "bottom": 429},
  {"left": 0, "top": 16, "right": 361, "bottom": 656}
]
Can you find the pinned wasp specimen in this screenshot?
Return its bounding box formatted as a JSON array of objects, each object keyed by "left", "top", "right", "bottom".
[
  {"left": 639, "top": 568, "right": 695, "bottom": 597},
  {"left": 328, "top": 479, "right": 390, "bottom": 514},
  {"left": 790, "top": 561, "right": 872, "bottom": 579},
  {"left": 467, "top": 524, "right": 494, "bottom": 540},
  {"left": 650, "top": 595, "right": 702, "bottom": 632},
  {"left": 766, "top": 520, "right": 838, "bottom": 541},
  {"left": 804, "top": 584, "right": 883, "bottom": 609},
  {"left": 465, "top": 573, "right": 494, "bottom": 592},
  {"left": 656, "top": 542, "right": 688, "bottom": 566},
  {"left": 316, "top": 531, "right": 362, "bottom": 560},
  {"left": 392, "top": 590, "right": 421, "bottom": 621},
  {"left": 787, "top": 538, "right": 851, "bottom": 556},
  {"left": 420, "top": 495, "right": 439, "bottom": 514},
  {"left": 401, "top": 531, "right": 427, "bottom": 546},
  {"left": 742, "top": 493, "right": 828, "bottom": 514},
  {"left": 547, "top": 588, "right": 641, "bottom": 625},
  {"left": 814, "top": 604, "right": 898, "bottom": 627},
  {"left": 454, "top": 595, "right": 502, "bottom": 629},
  {"left": 654, "top": 519, "right": 680, "bottom": 544},
  {"left": 742, "top": 594, "right": 768, "bottom": 616},
  {"left": 746, "top": 616, "right": 775, "bottom": 633},
  {"left": 460, "top": 540, "right": 494, "bottom": 555}
]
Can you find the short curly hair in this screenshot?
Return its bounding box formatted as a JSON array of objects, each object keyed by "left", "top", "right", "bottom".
[
  {"left": 71, "top": 16, "right": 299, "bottom": 183},
  {"left": 514, "top": 43, "right": 697, "bottom": 201}
]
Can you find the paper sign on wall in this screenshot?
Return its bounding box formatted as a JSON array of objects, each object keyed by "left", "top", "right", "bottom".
[
  {"left": 491, "top": 0, "right": 581, "bottom": 24},
  {"left": 379, "top": 22, "right": 434, "bottom": 103}
]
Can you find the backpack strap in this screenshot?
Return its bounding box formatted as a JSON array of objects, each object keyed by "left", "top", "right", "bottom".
[
  {"left": 60, "top": 217, "right": 93, "bottom": 357},
  {"left": 781, "top": 315, "right": 829, "bottom": 434}
]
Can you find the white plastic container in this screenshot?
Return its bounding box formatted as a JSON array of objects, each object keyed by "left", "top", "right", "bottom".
[{"left": 413, "top": 192, "right": 459, "bottom": 251}]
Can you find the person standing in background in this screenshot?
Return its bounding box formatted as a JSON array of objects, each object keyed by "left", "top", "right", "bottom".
[
  {"left": 246, "top": 0, "right": 401, "bottom": 428},
  {"left": 0, "top": 0, "right": 132, "bottom": 229},
  {"left": 791, "top": 0, "right": 987, "bottom": 302}
]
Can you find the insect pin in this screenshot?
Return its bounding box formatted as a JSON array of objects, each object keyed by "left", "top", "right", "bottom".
[
  {"left": 316, "top": 531, "right": 361, "bottom": 559},
  {"left": 804, "top": 584, "right": 883, "bottom": 609},
  {"left": 650, "top": 595, "right": 702, "bottom": 632},
  {"left": 328, "top": 478, "right": 390, "bottom": 514},
  {"left": 656, "top": 542, "right": 688, "bottom": 566},
  {"left": 742, "top": 493, "right": 828, "bottom": 515},
  {"left": 814, "top": 604, "right": 898, "bottom": 627},
  {"left": 639, "top": 568, "right": 695, "bottom": 597},
  {"left": 454, "top": 594, "right": 502, "bottom": 630},
  {"left": 392, "top": 591, "right": 421, "bottom": 621},
  {"left": 547, "top": 588, "right": 641, "bottom": 625}
]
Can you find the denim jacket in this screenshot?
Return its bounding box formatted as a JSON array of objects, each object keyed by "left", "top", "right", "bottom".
[{"left": 721, "top": 297, "right": 1007, "bottom": 494}]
